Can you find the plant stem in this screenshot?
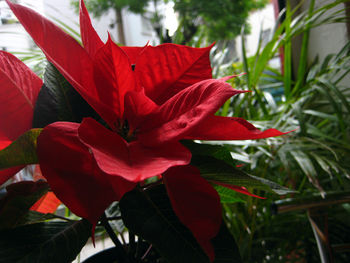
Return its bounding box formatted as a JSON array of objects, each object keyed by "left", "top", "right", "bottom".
[{"left": 101, "top": 212, "right": 129, "bottom": 262}]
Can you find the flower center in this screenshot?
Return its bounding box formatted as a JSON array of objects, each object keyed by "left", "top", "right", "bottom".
[{"left": 118, "top": 119, "right": 136, "bottom": 142}]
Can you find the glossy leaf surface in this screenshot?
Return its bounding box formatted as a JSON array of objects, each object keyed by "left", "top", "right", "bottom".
[
  {"left": 33, "top": 62, "right": 97, "bottom": 128},
  {"left": 194, "top": 155, "right": 294, "bottom": 195},
  {"left": 0, "top": 220, "right": 91, "bottom": 263}
]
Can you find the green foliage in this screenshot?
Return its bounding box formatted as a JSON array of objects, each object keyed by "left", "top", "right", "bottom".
[
  {"left": 71, "top": 0, "right": 151, "bottom": 17},
  {"left": 171, "top": 0, "right": 268, "bottom": 44},
  {"left": 0, "top": 129, "right": 41, "bottom": 170},
  {"left": 33, "top": 62, "right": 98, "bottom": 128},
  {"left": 210, "top": 0, "right": 350, "bottom": 261}
]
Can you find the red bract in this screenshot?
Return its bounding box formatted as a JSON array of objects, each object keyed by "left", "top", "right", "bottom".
[
  {"left": 0, "top": 51, "right": 42, "bottom": 185},
  {"left": 163, "top": 165, "right": 222, "bottom": 261},
  {"left": 6, "top": 0, "right": 289, "bottom": 260}
]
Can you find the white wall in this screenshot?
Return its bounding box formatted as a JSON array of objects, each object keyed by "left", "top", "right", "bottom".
[
  {"left": 301, "top": 0, "right": 348, "bottom": 63},
  {"left": 43, "top": 0, "right": 158, "bottom": 46},
  {"left": 1, "top": 0, "right": 159, "bottom": 54},
  {"left": 235, "top": 3, "right": 279, "bottom": 68}
]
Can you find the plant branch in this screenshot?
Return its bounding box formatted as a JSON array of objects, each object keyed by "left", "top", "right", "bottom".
[{"left": 101, "top": 212, "right": 129, "bottom": 262}]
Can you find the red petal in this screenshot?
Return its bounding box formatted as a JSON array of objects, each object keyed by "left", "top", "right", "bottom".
[
  {"left": 93, "top": 37, "right": 136, "bottom": 120},
  {"left": 0, "top": 51, "right": 41, "bottom": 141},
  {"left": 136, "top": 44, "right": 213, "bottom": 104},
  {"left": 163, "top": 165, "right": 221, "bottom": 261},
  {"left": 78, "top": 118, "right": 191, "bottom": 182},
  {"left": 79, "top": 0, "right": 103, "bottom": 56},
  {"left": 0, "top": 51, "right": 41, "bottom": 185},
  {"left": 185, "top": 115, "right": 290, "bottom": 140},
  {"left": 6, "top": 1, "right": 116, "bottom": 126},
  {"left": 212, "top": 181, "right": 265, "bottom": 199},
  {"left": 139, "top": 79, "right": 247, "bottom": 145},
  {"left": 37, "top": 122, "right": 135, "bottom": 224}
]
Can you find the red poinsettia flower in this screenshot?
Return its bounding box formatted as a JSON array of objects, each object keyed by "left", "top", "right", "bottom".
[
  {"left": 0, "top": 51, "right": 42, "bottom": 185},
  {"left": 6, "top": 0, "right": 288, "bottom": 260}
]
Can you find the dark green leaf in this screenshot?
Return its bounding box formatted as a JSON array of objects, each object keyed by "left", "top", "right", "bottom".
[
  {"left": 120, "top": 185, "right": 210, "bottom": 263},
  {"left": 0, "top": 129, "right": 41, "bottom": 169},
  {"left": 16, "top": 210, "right": 61, "bottom": 226},
  {"left": 33, "top": 62, "right": 98, "bottom": 128},
  {"left": 0, "top": 220, "right": 91, "bottom": 263},
  {"left": 193, "top": 156, "right": 294, "bottom": 195},
  {"left": 0, "top": 181, "right": 48, "bottom": 229},
  {"left": 182, "top": 141, "right": 236, "bottom": 166}
]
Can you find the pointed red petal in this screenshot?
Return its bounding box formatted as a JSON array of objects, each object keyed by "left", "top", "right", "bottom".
[
  {"left": 136, "top": 43, "right": 213, "bottom": 104},
  {"left": 0, "top": 51, "right": 41, "bottom": 141},
  {"left": 163, "top": 165, "right": 221, "bottom": 262},
  {"left": 78, "top": 118, "right": 191, "bottom": 182},
  {"left": 93, "top": 37, "right": 136, "bottom": 120},
  {"left": 185, "top": 115, "right": 290, "bottom": 140},
  {"left": 6, "top": 0, "right": 90, "bottom": 91},
  {"left": 79, "top": 0, "right": 103, "bottom": 56},
  {"left": 139, "top": 79, "right": 247, "bottom": 146},
  {"left": 37, "top": 122, "right": 135, "bottom": 224},
  {"left": 212, "top": 181, "right": 265, "bottom": 199},
  {"left": 5, "top": 1, "right": 115, "bottom": 126}
]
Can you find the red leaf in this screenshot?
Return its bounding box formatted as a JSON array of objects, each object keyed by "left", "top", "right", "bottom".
[
  {"left": 163, "top": 165, "right": 221, "bottom": 262},
  {"left": 30, "top": 192, "right": 61, "bottom": 213},
  {"left": 92, "top": 37, "right": 136, "bottom": 120},
  {"left": 185, "top": 115, "right": 290, "bottom": 140},
  {"left": 37, "top": 121, "right": 135, "bottom": 224},
  {"left": 136, "top": 43, "right": 213, "bottom": 104},
  {"left": 5, "top": 0, "right": 115, "bottom": 127},
  {"left": 121, "top": 46, "right": 147, "bottom": 65},
  {"left": 78, "top": 118, "right": 191, "bottom": 182},
  {"left": 139, "top": 79, "right": 247, "bottom": 146},
  {"left": 79, "top": 0, "right": 103, "bottom": 56},
  {"left": 0, "top": 51, "right": 41, "bottom": 141},
  {"left": 0, "top": 51, "right": 42, "bottom": 185}
]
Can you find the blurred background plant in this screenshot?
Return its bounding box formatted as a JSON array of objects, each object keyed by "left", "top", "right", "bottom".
[{"left": 210, "top": 0, "right": 350, "bottom": 262}]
